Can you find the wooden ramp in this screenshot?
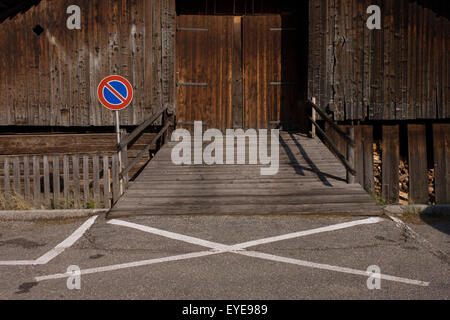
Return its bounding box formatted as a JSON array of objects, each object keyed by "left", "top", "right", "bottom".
[{"left": 108, "top": 132, "right": 382, "bottom": 217}]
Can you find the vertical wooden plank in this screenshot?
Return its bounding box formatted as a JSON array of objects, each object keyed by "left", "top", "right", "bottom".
[
  {"left": 43, "top": 155, "right": 50, "bottom": 206},
  {"left": 72, "top": 155, "right": 80, "bottom": 208},
  {"left": 83, "top": 155, "right": 90, "bottom": 205},
  {"left": 63, "top": 155, "right": 70, "bottom": 205},
  {"left": 408, "top": 124, "right": 428, "bottom": 204},
  {"left": 354, "top": 125, "right": 364, "bottom": 186},
  {"left": 13, "top": 156, "right": 20, "bottom": 193},
  {"left": 144, "top": 0, "right": 154, "bottom": 116},
  {"left": 121, "top": 132, "right": 129, "bottom": 189},
  {"left": 4, "top": 157, "right": 10, "bottom": 195},
  {"left": 103, "top": 155, "right": 111, "bottom": 208},
  {"left": 112, "top": 154, "right": 120, "bottom": 204},
  {"left": 33, "top": 155, "right": 40, "bottom": 206},
  {"left": 232, "top": 16, "right": 243, "bottom": 129},
  {"left": 24, "top": 156, "right": 30, "bottom": 201},
  {"left": 53, "top": 155, "right": 60, "bottom": 207},
  {"left": 382, "top": 125, "right": 400, "bottom": 203},
  {"left": 93, "top": 155, "right": 100, "bottom": 207},
  {"left": 362, "top": 125, "right": 374, "bottom": 192},
  {"left": 433, "top": 124, "right": 450, "bottom": 204}
]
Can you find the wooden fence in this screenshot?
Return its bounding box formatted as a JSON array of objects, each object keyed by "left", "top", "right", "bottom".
[
  {"left": 0, "top": 153, "right": 122, "bottom": 209},
  {"left": 325, "top": 122, "right": 450, "bottom": 205}
]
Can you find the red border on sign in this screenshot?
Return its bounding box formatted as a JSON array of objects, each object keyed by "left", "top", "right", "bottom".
[{"left": 97, "top": 75, "right": 133, "bottom": 111}]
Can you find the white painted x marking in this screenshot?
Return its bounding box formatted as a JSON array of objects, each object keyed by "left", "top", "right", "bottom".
[{"left": 35, "top": 217, "right": 429, "bottom": 287}]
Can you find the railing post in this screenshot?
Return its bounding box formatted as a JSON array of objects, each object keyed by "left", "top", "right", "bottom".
[
  {"left": 346, "top": 125, "right": 356, "bottom": 184},
  {"left": 311, "top": 97, "right": 317, "bottom": 137}
]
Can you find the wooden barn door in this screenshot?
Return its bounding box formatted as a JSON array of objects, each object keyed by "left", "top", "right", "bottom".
[
  {"left": 176, "top": 15, "right": 300, "bottom": 131},
  {"left": 243, "top": 15, "right": 299, "bottom": 129},
  {"left": 176, "top": 15, "right": 233, "bottom": 131}
]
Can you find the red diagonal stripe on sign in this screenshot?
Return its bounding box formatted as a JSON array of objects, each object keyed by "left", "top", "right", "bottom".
[{"left": 104, "top": 82, "right": 126, "bottom": 103}]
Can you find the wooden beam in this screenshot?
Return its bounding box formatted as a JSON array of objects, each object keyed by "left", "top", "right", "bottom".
[
  {"left": 433, "top": 123, "right": 450, "bottom": 204},
  {"left": 408, "top": 124, "right": 428, "bottom": 204},
  {"left": 382, "top": 125, "right": 400, "bottom": 204}
]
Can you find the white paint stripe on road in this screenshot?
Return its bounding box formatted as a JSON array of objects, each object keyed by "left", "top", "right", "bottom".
[
  {"left": 239, "top": 250, "right": 430, "bottom": 287},
  {"left": 35, "top": 215, "right": 98, "bottom": 264},
  {"left": 0, "top": 215, "right": 98, "bottom": 266},
  {"left": 35, "top": 250, "right": 220, "bottom": 282},
  {"left": 0, "top": 260, "right": 37, "bottom": 266},
  {"left": 37, "top": 217, "right": 429, "bottom": 287},
  {"left": 108, "top": 219, "right": 230, "bottom": 250},
  {"left": 231, "top": 217, "right": 385, "bottom": 250}
]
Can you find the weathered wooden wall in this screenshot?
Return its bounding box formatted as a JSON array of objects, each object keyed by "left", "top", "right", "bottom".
[
  {"left": 309, "top": 0, "right": 450, "bottom": 121},
  {"left": 0, "top": 0, "right": 175, "bottom": 127}
]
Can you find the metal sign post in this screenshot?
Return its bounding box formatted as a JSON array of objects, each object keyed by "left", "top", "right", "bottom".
[{"left": 115, "top": 110, "right": 123, "bottom": 194}]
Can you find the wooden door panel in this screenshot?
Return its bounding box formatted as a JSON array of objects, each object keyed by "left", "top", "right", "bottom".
[
  {"left": 243, "top": 15, "right": 298, "bottom": 129},
  {"left": 176, "top": 15, "right": 233, "bottom": 131}
]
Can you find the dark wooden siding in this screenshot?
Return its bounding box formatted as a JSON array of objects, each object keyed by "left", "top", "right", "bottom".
[
  {"left": 308, "top": 0, "right": 450, "bottom": 121},
  {"left": 0, "top": 0, "right": 175, "bottom": 127}
]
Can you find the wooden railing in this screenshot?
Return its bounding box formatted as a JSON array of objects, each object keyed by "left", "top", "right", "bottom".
[
  {"left": 116, "top": 106, "right": 173, "bottom": 202},
  {"left": 307, "top": 98, "right": 356, "bottom": 183}
]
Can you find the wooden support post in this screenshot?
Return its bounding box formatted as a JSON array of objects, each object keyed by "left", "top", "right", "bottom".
[
  {"left": 355, "top": 125, "right": 374, "bottom": 192},
  {"left": 382, "top": 125, "right": 400, "bottom": 204},
  {"left": 346, "top": 126, "right": 355, "bottom": 184},
  {"left": 408, "top": 124, "right": 428, "bottom": 204},
  {"left": 433, "top": 124, "right": 450, "bottom": 204}
]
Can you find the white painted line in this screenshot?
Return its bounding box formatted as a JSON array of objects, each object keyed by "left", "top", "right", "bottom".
[
  {"left": 37, "top": 217, "right": 430, "bottom": 287},
  {"left": 108, "top": 219, "right": 230, "bottom": 250},
  {"left": 35, "top": 250, "right": 220, "bottom": 282},
  {"left": 230, "top": 217, "right": 385, "bottom": 250},
  {"left": 108, "top": 217, "right": 385, "bottom": 251},
  {"left": 35, "top": 216, "right": 98, "bottom": 264},
  {"left": 0, "top": 215, "right": 98, "bottom": 266},
  {"left": 0, "top": 260, "right": 36, "bottom": 266},
  {"left": 239, "top": 251, "right": 430, "bottom": 287}
]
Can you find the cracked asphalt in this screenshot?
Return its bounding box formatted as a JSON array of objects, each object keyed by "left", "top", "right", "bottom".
[{"left": 0, "top": 214, "right": 449, "bottom": 299}]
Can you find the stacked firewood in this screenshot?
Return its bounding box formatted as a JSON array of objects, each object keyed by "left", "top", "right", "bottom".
[
  {"left": 372, "top": 143, "right": 435, "bottom": 205},
  {"left": 373, "top": 143, "right": 382, "bottom": 197},
  {"left": 399, "top": 160, "right": 409, "bottom": 205}
]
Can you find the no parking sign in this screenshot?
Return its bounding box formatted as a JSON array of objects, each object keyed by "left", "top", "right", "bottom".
[
  {"left": 97, "top": 75, "right": 133, "bottom": 111},
  {"left": 97, "top": 75, "right": 134, "bottom": 191}
]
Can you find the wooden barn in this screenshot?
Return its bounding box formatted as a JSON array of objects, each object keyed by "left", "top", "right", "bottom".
[{"left": 0, "top": 0, "right": 448, "bottom": 213}]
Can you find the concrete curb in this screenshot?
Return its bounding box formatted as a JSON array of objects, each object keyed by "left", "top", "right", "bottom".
[
  {"left": 384, "top": 204, "right": 450, "bottom": 215},
  {"left": 0, "top": 209, "right": 109, "bottom": 221}
]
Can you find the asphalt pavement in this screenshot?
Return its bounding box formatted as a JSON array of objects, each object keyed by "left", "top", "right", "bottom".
[{"left": 0, "top": 213, "right": 449, "bottom": 299}]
